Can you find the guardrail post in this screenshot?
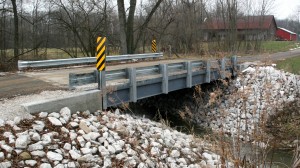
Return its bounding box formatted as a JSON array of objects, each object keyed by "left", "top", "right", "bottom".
[
  {"left": 99, "top": 71, "right": 107, "bottom": 110},
  {"left": 231, "top": 56, "right": 237, "bottom": 77},
  {"left": 160, "top": 64, "right": 168, "bottom": 94},
  {"left": 186, "top": 61, "right": 192, "bottom": 88},
  {"left": 205, "top": 60, "right": 211, "bottom": 83},
  {"left": 69, "top": 73, "right": 75, "bottom": 90},
  {"left": 128, "top": 68, "right": 137, "bottom": 102},
  {"left": 220, "top": 58, "right": 225, "bottom": 79}
]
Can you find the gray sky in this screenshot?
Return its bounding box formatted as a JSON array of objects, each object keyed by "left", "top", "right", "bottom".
[{"left": 273, "top": 0, "right": 300, "bottom": 20}]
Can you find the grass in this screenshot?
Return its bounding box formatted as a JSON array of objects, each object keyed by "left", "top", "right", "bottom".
[
  {"left": 261, "top": 41, "right": 298, "bottom": 53},
  {"left": 276, "top": 56, "right": 300, "bottom": 75}
]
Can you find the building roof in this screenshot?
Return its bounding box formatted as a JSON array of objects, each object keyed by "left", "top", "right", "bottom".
[
  {"left": 277, "top": 27, "right": 296, "bottom": 35},
  {"left": 203, "top": 15, "right": 277, "bottom": 30}
]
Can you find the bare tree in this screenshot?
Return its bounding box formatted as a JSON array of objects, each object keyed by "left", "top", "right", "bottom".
[
  {"left": 117, "top": 0, "right": 163, "bottom": 54},
  {"left": 11, "top": 0, "right": 18, "bottom": 64},
  {"left": 117, "top": 0, "right": 127, "bottom": 54}
]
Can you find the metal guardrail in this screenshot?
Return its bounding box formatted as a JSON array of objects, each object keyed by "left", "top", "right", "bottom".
[
  {"left": 18, "top": 53, "right": 163, "bottom": 70},
  {"left": 68, "top": 58, "right": 237, "bottom": 89}
]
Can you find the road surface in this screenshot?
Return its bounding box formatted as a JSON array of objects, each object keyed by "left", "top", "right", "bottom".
[{"left": 1, "top": 49, "right": 300, "bottom": 99}]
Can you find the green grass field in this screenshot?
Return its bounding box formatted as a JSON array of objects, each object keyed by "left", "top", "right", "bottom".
[
  {"left": 261, "top": 41, "right": 298, "bottom": 53},
  {"left": 276, "top": 56, "right": 300, "bottom": 75}
]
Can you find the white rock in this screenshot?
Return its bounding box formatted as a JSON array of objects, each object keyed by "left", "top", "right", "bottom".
[
  {"left": 69, "top": 150, "right": 81, "bottom": 160},
  {"left": 25, "top": 160, "right": 37, "bottom": 166},
  {"left": 69, "top": 132, "right": 77, "bottom": 140},
  {"left": 199, "top": 160, "right": 207, "bottom": 167},
  {"left": 80, "top": 148, "right": 92, "bottom": 155},
  {"left": 137, "top": 162, "right": 147, "bottom": 168},
  {"left": 170, "top": 150, "right": 180, "bottom": 158},
  {"left": 207, "top": 160, "right": 215, "bottom": 167},
  {"left": 102, "top": 132, "right": 109, "bottom": 139},
  {"left": 150, "top": 147, "right": 160, "bottom": 156},
  {"left": 145, "top": 159, "right": 155, "bottom": 167},
  {"left": 49, "top": 112, "right": 60, "bottom": 118},
  {"left": 77, "top": 136, "right": 85, "bottom": 147},
  {"left": 69, "top": 122, "right": 79, "bottom": 128},
  {"left": 60, "top": 107, "right": 71, "bottom": 122},
  {"left": 32, "top": 121, "right": 45, "bottom": 132},
  {"left": 115, "top": 108, "right": 120, "bottom": 115},
  {"left": 63, "top": 143, "right": 72, "bottom": 151},
  {"left": 98, "top": 146, "right": 110, "bottom": 156},
  {"left": 0, "top": 161, "right": 11, "bottom": 168},
  {"left": 31, "top": 150, "right": 46, "bottom": 157},
  {"left": 48, "top": 117, "right": 62, "bottom": 126},
  {"left": 41, "top": 134, "right": 52, "bottom": 145},
  {"left": 1, "top": 144, "right": 13, "bottom": 153},
  {"left": 15, "top": 135, "right": 30, "bottom": 149},
  {"left": 0, "top": 152, "right": 4, "bottom": 160},
  {"left": 82, "top": 134, "right": 91, "bottom": 141},
  {"left": 107, "top": 145, "right": 116, "bottom": 154},
  {"left": 177, "top": 158, "right": 187, "bottom": 165},
  {"left": 39, "top": 112, "right": 48, "bottom": 118},
  {"left": 112, "top": 144, "right": 123, "bottom": 154},
  {"left": 31, "top": 133, "right": 41, "bottom": 141},
  {"left": 125, "top": 157, "right": 137, "bottom": 167},
  {"left": 103, "top": 157, "right": 111, "bottom": 168},
  {"left": 89, "top": 132, "right": 100, "bottom": 141},
  {"left": 47, "top": 151, "right": 63, "bottom": 161},
  {"left": 14, "top": 116, "right": 21, "bottom": 125},
  {"left": 6, "top": 120, "right": 15, "bottom": 126},
  {"left": 116, "top": 152, "right": 127, "bottom": 160},
  {"left": 61, "top": 127, "right": 69, "bottom": 133},
  {"left": 127, "top": 148, "right": 137, "bottom": 156},
  {"left": 85, "top": 142, "right": 91, "bottom": 148},
  {"left": 27, "top": 141, "right": 44, "bottom": 152},
  {"left": 202, "top": 152, "right": 212, "bottom": 160},
  {"left": 3, "top": 132, "right": 13, "bottom": 138},
  {"left": 67, "top": 162, "right": 76, "bottom": 168},
  {"left": 54, "top": 164, "right": 64, "bottom": 168},
  {"left": 40, "top": 163, "right": 52, "bottom": 168},
  {"left": 0, "top": 119, "right": 4, "bottom": 127},
  {"left": 166, "top": 157, "right": 176, "bottom": 163},
  {"left": 140, "top": 153, "right": 147, "bottom": 161}
]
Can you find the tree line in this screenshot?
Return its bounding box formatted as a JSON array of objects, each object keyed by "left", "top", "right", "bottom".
[{"left": 0, "top": 0, "right": 298, "bottom": 71}]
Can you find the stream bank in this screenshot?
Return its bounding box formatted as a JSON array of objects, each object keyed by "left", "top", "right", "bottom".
[{"left": 126, "top": 65, "right": 300, "bottom": 167}]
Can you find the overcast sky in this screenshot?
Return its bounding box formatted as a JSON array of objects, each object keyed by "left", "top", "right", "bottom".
[{"left": 273, "top": 0, "right": 300, "bottom": 20}]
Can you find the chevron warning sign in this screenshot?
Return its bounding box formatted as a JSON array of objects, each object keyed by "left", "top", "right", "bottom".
[
  {"left": 96, "top": 37, "right": 106, "bottom": 71},
  {"left": 152, "top": 39, "right": 156, "bottom": 53}
]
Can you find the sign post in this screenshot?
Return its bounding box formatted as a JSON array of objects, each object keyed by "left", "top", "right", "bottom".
[
  {"left": 151, "top": 39, "right": 157, "bottom": 53},
  {"left": 96, "top": 37, "right": 107, "bottom": 109}
]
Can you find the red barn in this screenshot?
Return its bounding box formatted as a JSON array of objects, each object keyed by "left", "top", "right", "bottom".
[{"left": 276, "top": 27, "right": 297, "bottom": 41}]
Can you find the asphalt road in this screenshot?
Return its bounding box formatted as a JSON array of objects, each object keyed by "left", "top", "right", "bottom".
[{"left": 1, "top": 49, "right": 300, "bottom": 99}]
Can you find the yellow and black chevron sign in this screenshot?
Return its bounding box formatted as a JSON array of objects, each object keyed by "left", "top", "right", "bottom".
[
  {"left": 96, "top": 37, "right": 106, "bottom": 71},
  {"left": 152, "top": 39, "right": 156, "bottom": 53}
]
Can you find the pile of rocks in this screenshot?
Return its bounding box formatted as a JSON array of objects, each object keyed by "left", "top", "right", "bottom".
[
  {"left": 0, "top": 107, "right": 227, "bottom": 167},
  {"left": 196, "top": 66, "right": 300, "bottom": 139}
]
